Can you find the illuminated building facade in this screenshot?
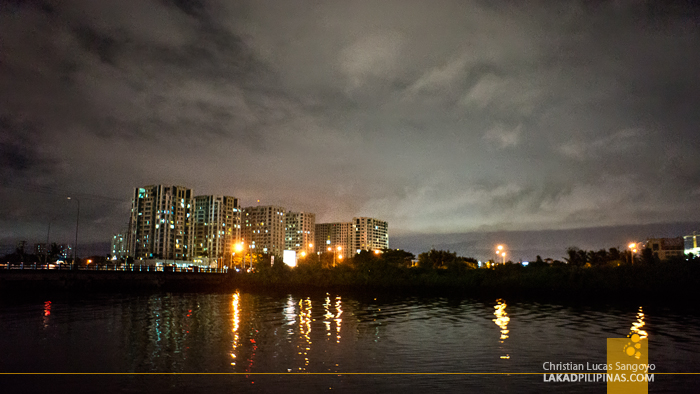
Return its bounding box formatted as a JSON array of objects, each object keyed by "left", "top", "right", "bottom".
[
  {"left": 352, "top": 217, "right": 389, "bottom": 253},
  {"left": 110, "top": 230, "right": 128, "bottom": 260},
  {"left": 243, "top": 205, "right": 286, "bottom": 256},
  {"left": 191, "top": 195, "right": 241, "bottom": 268},
  {"left": 127, "top": 185, "right": 193, "bottom": 260},
  {"left": 684, "top": 232, "right": 700, "bottom": 257},
  {"left": 285, "top": 211, "right": 315, "bottom": 254},
  {"left": 645, "top": 237, "right": 684, "bottom": 261},
  {"left": 314, "top": 222, "right": 353, "bottom": 255}
]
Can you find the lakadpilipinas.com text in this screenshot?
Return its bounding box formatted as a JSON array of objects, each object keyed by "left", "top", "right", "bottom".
[{"left": 542, "top": 362, "right": 655, "bottom": 383}]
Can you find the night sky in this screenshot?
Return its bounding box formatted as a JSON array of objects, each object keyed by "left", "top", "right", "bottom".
[{"left": 2, "top": 0, "right": 700, "bottom": 261}]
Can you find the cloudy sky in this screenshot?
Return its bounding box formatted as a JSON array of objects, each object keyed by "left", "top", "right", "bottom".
[{"left": 2, "top": 0, "right": 699, "bottom": 259}]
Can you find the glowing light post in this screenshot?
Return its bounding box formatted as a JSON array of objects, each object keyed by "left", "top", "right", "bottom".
[
  {"left": 502, "top": 252, "right": 506, "bottom": 265},
  {"left": 496, "top": 245, "right": 504, "bottom": 265},
  {"left": 336, "top": 246, "right": 342, "bottom": 267},
  {"left": 234, "top": 242, "right": 244, "bottom": 271},
  {"left": 629, "top": 243, "right": 637, "bottom": 265},
  {"left": 67, "top": 197, "right": 79, "bottom": 270}
]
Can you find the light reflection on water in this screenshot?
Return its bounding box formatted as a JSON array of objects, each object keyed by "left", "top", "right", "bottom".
[
  {"left": 493, "top": 299, "right": 510, "bottom": 360},
  {"left": 1, "top": 293, "right": 700, "bottom": 392},
  {"left": 630, "top": 306, "right": 648, "bottom": 339}
]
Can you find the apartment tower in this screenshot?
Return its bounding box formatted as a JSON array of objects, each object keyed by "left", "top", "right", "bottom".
[
  {"left": 127, "top": 185, "right": 193, "bottom": 260},
  {"left": 285, "top": 211, "right": 316, "bottom": 254},
  {"left": 191, "top": 195, "right": 241, "bottom": 268},
  {"left": 243, "top": 205, "right": 287, "bottom": 256}
]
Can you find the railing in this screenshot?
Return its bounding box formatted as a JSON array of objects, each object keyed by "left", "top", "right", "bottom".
[{"left": 0, "top": 263, "right": 228, "bottom": 273}]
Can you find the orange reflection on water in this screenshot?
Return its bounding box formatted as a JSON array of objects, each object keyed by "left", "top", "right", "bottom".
[
  {"left": 324, "top": 295, "right": 333, "bottom": 336},
  {"left": 334, "top": 296, "right": 342, "bottom": 344},
  {"left": 493, "top": 299, "right": 510, "bottom": 359},
  {"left": 230, "top": 292, "right": 240, "bottom": 366},
  {"left": 630, "top": 306, "right": 648, "bottom": 339},
  {"left": 297, "top": 298, "right": 312, "bottom": 371}
]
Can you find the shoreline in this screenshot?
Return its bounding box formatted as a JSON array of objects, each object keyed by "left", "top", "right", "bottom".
[{"left": 0, "top": 263, "right": 698, "bottom": 302}]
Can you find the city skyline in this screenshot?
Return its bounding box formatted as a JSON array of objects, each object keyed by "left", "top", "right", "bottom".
[{"left": 2, "top": 1, "right": 700, "bottom": 262}]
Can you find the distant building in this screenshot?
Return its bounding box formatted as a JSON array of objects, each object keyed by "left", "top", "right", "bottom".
[
  {"left": 191, "top": 195, "right": 241, "bottom": 269},
  {"left": 645, "top": 237, "right": 684, "bottom": 261},
  {"left": 110, "top": 231, "right": 129, "bottom": 260},
  {"left": 285, "top": 211, "right": 315, "bottom": 254},
  {"left": 127, "top": 185, "right": 194, "bottom": 260},
  {"left": 243, "top": 205, "right": 286, "bottom": 256},
  {"left": 316, "top": 217, "right": 390, "bottom": 256},
  {"left": 684, "top": 232, "right": 700, "bottom": 257},
  {"left": 352, "top": 217, "right": 389, "bottom": 253},
  {"left": 34, "top": 243, "right": 48, "bottom": 256},
  {"left": 33, "top": 243, "right": 72, "bottom": 260},
  {"left": 315, "top": 222, "right": 353, "bottom": 256},
  {"left": 57, "top": 244, "right": 72, "bottom": 260}
]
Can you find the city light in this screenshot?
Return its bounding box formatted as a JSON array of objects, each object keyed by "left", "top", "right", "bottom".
[{"left": 495, "top": 244, "right": 506, "bottom": 265}]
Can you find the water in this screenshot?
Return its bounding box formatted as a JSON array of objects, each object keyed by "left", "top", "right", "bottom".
[{"left": 0, "top": 291, "right": 699, "bottom": 393}]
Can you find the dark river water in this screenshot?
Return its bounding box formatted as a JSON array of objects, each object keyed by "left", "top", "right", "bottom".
[{"left": 1, "top": 291, "right": 699, "bottom": 393}]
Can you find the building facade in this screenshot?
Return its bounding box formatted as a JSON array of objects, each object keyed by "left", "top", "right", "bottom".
[
  {"left": 127, "top": 185, "right": 193, "bottom": 260},
  {"left": 191, "top": 195, "right": 241, "bottom": 268},
  {"left": 243, "top": 205, "right": 287, "bottom": 256},
  {"left": 645, "top": 237, "right": 685, "bottom": 261},
  {"left": 315, "top": 222, "right": 353, "bottom": 256},
  {"left": 352, "top": 217, "right": 389, "bottom": 253},
  {"left": 110, "top": 231, "right": 129, "bottom": 260},
  {"left": 285, "top": 211, "right": 315, "bottom": 254},
  {"left": 684, "top": 232, "right": 700, "bottom": 257}
]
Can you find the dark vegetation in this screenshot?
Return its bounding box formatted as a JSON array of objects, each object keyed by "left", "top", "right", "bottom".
[
  {"left": 235, "top": 247, "right": 700, "bottom": 299},
  {"left": 3, "top": 244, "right": 700, "bottom": 299}
]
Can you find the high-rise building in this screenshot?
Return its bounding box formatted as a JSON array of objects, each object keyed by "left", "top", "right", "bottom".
[
  {"left": 285, "top": 212, "right": 315, "bottom": 254},
  {"left": 315, "top": 222, "right": 353, "bottom": 256},
  {"left": 191, "top": 195, "right": 241, "bottom": 268},
  {"left": 111, "top": 231, "right": 128, "bottom": 260},
  {"left": 242, "top": 205, "right": 286, "bottom": 256},
  {"left": 352, "top": 217, "right": 389, "bottom": 253},
  {"left": 127, "top": 185, "right": 193, "bottom": 260}
]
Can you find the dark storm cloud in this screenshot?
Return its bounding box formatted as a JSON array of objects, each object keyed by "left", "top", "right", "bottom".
[
  {"left": 2, "top": 0, "right": 700, "bottom": 255},
  {"left": 0, "top": 116, "right": 61, "bottom": 183}
]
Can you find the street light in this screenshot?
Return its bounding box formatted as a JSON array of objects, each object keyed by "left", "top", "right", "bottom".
[
  {"left": 496, "top": 245, "right": 504, "bottom": 265},
  {"left": 67, "top": 197, "right": 80, "bottom": 270},
  {"left": 234, "top": 242, "right": 244, "bottom": 270},
  {"left": 502, "top": 252, "right": 506, "bottom": 265},
  {"left": 629, "top": 243, "right": 636, "bottom": 264},
  {"left": 335, "top": 246, "right": 342, "bottom": 266}
]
